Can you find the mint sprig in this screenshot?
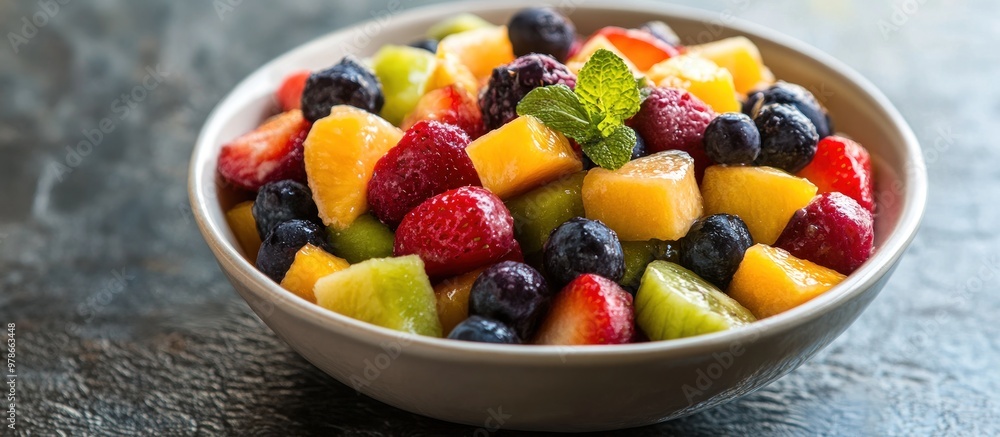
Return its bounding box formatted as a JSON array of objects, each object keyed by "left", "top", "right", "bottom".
[{"left": 516, "top": 49, "right": 641, "bottom": 170}]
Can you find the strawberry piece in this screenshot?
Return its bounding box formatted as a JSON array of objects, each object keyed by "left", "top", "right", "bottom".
[
  {"left": 594, "top": 26, "right": 680, "bottom": 71},
  {"left": 796, "top": 136, "right": 875, "bottom": 212},
  {"left": 774, "top": 192, "right": 875, "bottom": 275},
  {"left": 401, "top": 85, "right": 485, "bottom": 139},
  {"left": 217, "top": 110, "right": 310, "bottom": 191},
  {"left": 275, "top": 70, "right": 311, "bottom": 112},
  {"left": 394, "top": 186, "right": 517, "bottom": 278},
  {"left": 534, "top": 274, "right": 634, "bottom": 345},
  {"left": 368, "top": 121, "right": 481, "bottom": 227},
  {"left": 627, "top": 87, "right": 716, "bottom": 180}
]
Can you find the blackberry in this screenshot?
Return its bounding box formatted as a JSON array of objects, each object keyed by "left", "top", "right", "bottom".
[
  {"left": 301, "top": 56, "right": 383, "bottom": 122},
  {"left": 479, "top": 54, "right": 576, "bottom": 130}
]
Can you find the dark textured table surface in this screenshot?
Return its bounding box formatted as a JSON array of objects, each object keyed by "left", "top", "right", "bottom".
[{"left": 2, "top": 0, "right": 998, "bottom": 435}]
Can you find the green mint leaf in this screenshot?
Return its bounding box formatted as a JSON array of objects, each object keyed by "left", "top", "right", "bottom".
[
  {"left": 582, "top": 125, "right": 636, "bottom": 170},
  {"left": 516, "top": 84, "right": 596, "bottom": 142},
  {"left": 575, "top": 49, "right": 641, "bottom": 136}
]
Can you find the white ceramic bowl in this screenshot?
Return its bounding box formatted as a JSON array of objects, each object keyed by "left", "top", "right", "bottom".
[{"left": 189, "top": 1, "right": 927, "bottom": 431}]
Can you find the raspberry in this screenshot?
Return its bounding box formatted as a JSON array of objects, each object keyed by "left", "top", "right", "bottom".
[
  {"left": 367, "top": 121, "right": 481, "bottom": 227},
  {"left": 627, "top": 87, "right": 716, "bottom": 180},
  {"left": 479, "top": 54, "right": 576, "bottom": 130},
  {"left": 774, "top": 192, "right": 875, "bottom": 274},
  {"left": 394, "top": 186, "right": 517, "bottom": 278}
]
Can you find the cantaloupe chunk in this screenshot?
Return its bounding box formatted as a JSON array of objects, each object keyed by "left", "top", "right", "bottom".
[
  {"left": 304, "top": 106, "right": 403, "bottom": 230},
  {"left": 225, "top": 201, "right": 262, "bottom": 262},
  {"left": 582, "top": 150, "right": 703, "bottom": 241},
  {"left": 686, "top": 36, "right": 774, "bottom": 94},
  {"left": 646, "top": 55, "right": 740, "bottom": 113},
  {"left": 436, "top": 26, "right": 515, "bottom": 81},
  {"left": 280, "top": 244, "right": 350, "bottom": 303},
  {"left": 727, "top": 244, "right": 846, "bottom": 318},
  {"left": 701, "top": 165, "right": 817, "bottom": 245},
  {"left": 466, "top": 115, "right": 581, "bottom": 199}
]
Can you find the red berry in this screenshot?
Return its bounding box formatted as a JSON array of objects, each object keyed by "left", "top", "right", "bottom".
[
  {"left": 796, "top": 135, "right": 875, "bottom": 212},
  {"left": 394, "top": 186, "right": 517, "bottom": 278},
  {"left": 275, "top": 70, "right": 311, "bottom": 112},
  {"left": 774, "top": 192, "right": 875, "bottom": 275},
  {"left": 627, "top": 87, "right": 715, "bottom": 180},
  {"left": 368, "top": 121, "right": 481, "bottom": 227},
  {"left": 401, "top": 85, "right": 485, "bottom": 139},
  {"left": 534, "top": 274, "right": 634, "bottom": 345},
  {"left": 217, "top": 110, "right": 310, "bottom": 191}
]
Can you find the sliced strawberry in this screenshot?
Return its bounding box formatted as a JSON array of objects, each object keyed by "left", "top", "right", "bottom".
[
  {"left": 217, "top": 109, "right": 310, "bottom": 191},
  {"left": 275, "top": 70, "right": 311, "bottom": 112},
  {"left": 796, "top": 135, "right": 875, "bottom": 211},
  {"left": 534, "top": 274, "right": 634, "bottom": 345},
  {"left": 394, "top": 186, "right": 517, "bottom": 278},
  {"left": 367, "top": 120, "right": 481, "bottom": 227},
  {"left": 594, "top": 26, "right": 680, "bottom": 71},
  {"left": 401, "top": 85, "right": 485, "bottom": 139}
]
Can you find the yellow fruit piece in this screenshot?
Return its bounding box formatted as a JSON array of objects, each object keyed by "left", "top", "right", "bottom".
[
  {"left": 433, "top": 268, "right": 483, "bottom": 336},
  {"left": 429, "top": 54, "right": 480, "bottom": 94},
  {"left": 701, "top": 165, "right": 818, "bottom": 245},
  {"left": 566, "top": 34, "right": 639, "bottom": 75},
  {"left": 466, "top": 115, "right": 582, "bottom": 199},
  {"left": 436, "top": 26, "right": 515, "bottom": 81},
  {"left": 727, "top": 244, "right": 846, "bottom": 318},
  {"left": 686, "top": 36, "right": 774, "bottom": 94},
  {"left": 582, "top": 150, "right": 703, "bottom": 241},
  {"left": 646, "top": 55, "right": 740, "bottom": 113},
  {"left": 280, "top": 244, "right": 350, "bottom": 303},
  {"left": 225, "top": 201, "right": 262, "bottom": 262},
  {"left": 305, "top": 105, "right": 403, "bottom": 230}
]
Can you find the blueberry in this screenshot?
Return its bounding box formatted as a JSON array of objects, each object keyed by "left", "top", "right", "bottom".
[
  {"left": 745, "top": 81, "right": 832, "bottom": 138},
  {"left": 703, "top": 112, "right": 761, "bottom": 165},
  {"left": 678, "top": 214, "right": 753, "bottom": 289},
  {"left": 408, "top": 38, "right": 438, "bottom": 53},
  {"left": 507, "top": 7, "right": 576, "bottom": 62},
  {"left": 480, "top": 54, "right": 576, "bottom": 130},
  {"left": 252, "top": 180, "right": 320, "bottom": 240},
  {"left": 301, "top": 56, "right": 384, "bottom": 122},
  {"left": 584, "top": 130, "right": 647, "bottom": 169},
  {"left": 543, "top": 217, "right": 625, "bottom": 287},
  {"left": 640, "top": 21, "right": 681, "bottom": 47},
  {"left": 256, "top": 219, "right": 330, "bottom": 282},
  {"left": 447, "top": 316, "right": 521, "bottom": 344},
  {"left": 752, "top": 104, "right": 819, "bottom": 173},
  {"left": 469, "top": 261, "right": 551, "bottom": 340}
]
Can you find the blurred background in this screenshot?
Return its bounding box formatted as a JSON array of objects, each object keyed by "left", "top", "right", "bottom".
[{"left": 1, "top": 0, "right": 997, "bottom": 435}]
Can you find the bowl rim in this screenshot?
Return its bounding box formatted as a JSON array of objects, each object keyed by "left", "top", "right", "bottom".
[{"left": 188, "top": 0, "right": 927, "bottom": 364}]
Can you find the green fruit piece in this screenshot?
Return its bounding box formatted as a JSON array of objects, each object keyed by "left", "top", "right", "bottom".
[
  {"left": 315, "top": 255, "right": 443, "bottom": 337},
  {"left": 620, "top": 240, "right": 661, "bottom": 291},
  {"left": 505, "top": 172, "right": 586, "bottom": 255},
  {"left": 372, "top": 45, "right": 437, "bottom": 125},
  {"left": 426, "top": 13, "right": 494, "bottom": 40},
  {"left": 326, "top": 213, "right": 395, "bottom": 264},
  {"left": 636, "top": 261, "right": 755, "bottom": 341}
]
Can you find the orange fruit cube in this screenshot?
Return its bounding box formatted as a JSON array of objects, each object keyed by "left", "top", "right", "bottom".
[
  {"left": 727, "top": 244, "right": 846, "bottom": 318},
  {"left": 225, "top": 200, "right": 262, "bottom": 262},
  {"left": 687, "top": 36, "right": 775, "bottom": 94},
  {"left": 646, "top": 55, "right": 741, "bottom": 113},
  {"left": 280, "top": 244, "right": 350, "bottom": 303}
]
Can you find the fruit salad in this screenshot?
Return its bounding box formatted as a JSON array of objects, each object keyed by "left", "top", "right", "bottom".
[{"left": 217, "top": 8, "right": 877, "bottom": 346}]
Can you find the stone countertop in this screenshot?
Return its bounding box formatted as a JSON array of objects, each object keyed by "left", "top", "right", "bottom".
[{"left": 1, "top": 0, "right": 997, "bottom": 435}]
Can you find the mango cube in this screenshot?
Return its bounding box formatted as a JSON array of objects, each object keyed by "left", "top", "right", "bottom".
[
  {"left": 727, "top": 244, "right": 846, "bottom": 318},
  {"left": 466, "top": 115, "right": 582, "bottom": 199},
  {"left": 433, "top": 268, "right": 484, "bottom": 336},
  {"left": 436, "top": 26, "right": 515, "bottom": 81},
  {"left": 280, "top": 244, "right": 350, "bottom": 303},
  {"left": 646, "top": 54, "right": 740, "bottom": 113},
  {"left": 582, "top": 150, "right": 703, "bottom": 241},
  {"left": 225, "top": 201, "right": 262, "bottom": 262},
  {"left": 687, "top": 36, "right": 774, "bottom": 94},
  {"left": 701, "top": 165, "right": 817, "bottom": 245}
]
